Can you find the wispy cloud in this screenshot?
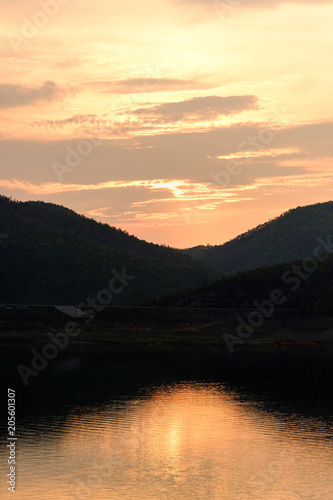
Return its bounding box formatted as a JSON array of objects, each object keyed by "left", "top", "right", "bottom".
[
  {"left": 2, "top": 167, "right": 325, "bottom": 202},
  {"left": 133, "top": 95, "right": 259, "bottom": 122},
  {"left": 39, "top": 114, "right": 100, "bottom": 127},
  {"left": 32, "top": 95, "right": 259, "bottom": 138},
  {"left": 0, "top": 81, "right": 64, "bottom": 109},
  {"left": 85, "top": 78, "right": 215, "bottom": 94},
  {"left": 0, "top": 178, "right": 225, "bottom": 197},
  {"left": 0, "top": 179, "right": 158, "bottom": 194},
  {"left": 215, "top": 147, "right": 302, "bottom": 160},
  {"left": 0, "top": 177, "right": 262, "bottom": 200},
  {"left": 84, "top": 207, "right": 184, "bottom": 226},
  {"left": 171, "top": 0, "right": 333, "bottom": 8}
]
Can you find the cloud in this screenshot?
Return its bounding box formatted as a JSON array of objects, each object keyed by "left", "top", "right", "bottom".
[
  {"left": 1, "top": 121, "right": 333, "bottom": 188},
  {"left": 0, "top": 165, "right": 311, "bottom": 201},
  {"left": 33, "top": 96, "right": 259, "bottom": 136},
  {"left": 215, "top": 146, "right": 302, "bottom": 160},
  {"left": 133, "top": 95, "right": 258, "bottom": 122},
  {"left": 84, "top": 78, "right": 215, "bottom": 94},
  {"left": 171, "top": 0, "right": 333, "bottom": 8},
  {"left": 0, "top": 178, "right": 197, "bottom": 195},
  {"left": 39, "top": 114, "right": 100, "bottom": 127},
  {"left": 0, "top": 81, "right": 64, "bottom": 109}
]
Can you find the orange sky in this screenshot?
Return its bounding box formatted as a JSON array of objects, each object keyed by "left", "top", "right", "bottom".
[{"left": 1, "top": 0, "right": 333, "bottom": 247}]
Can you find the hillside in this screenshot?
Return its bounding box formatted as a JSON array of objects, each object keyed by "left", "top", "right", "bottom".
[
  {"left": 0, "top": 195, "right": 218, "bottom": 305},
  {"left": 182, "top": 201, "right": 333, "bottom": 274},
  {"left": 153, "top": 254, "right": 333, "bottom": 316}
]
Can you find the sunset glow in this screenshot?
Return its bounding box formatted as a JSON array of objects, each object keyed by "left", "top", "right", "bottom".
[{"left": 1, "top": 0, "right": 333, "bottom": 246}]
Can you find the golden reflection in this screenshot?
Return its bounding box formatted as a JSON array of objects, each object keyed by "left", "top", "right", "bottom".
[{"left": 5, "top": 383, "right": 333, "bottom": 500}]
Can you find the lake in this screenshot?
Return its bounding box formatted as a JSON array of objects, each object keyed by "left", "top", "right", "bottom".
[{"left": 0, "top": 344, "right": 332, "bottom": 499}]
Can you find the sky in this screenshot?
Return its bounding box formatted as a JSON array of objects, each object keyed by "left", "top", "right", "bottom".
[{"left": 0, "top": 0, "right": 333, "bottom": 248}]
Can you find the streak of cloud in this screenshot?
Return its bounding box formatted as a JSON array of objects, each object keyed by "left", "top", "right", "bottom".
[
  {"left": 0, "top": 81, "right": 64, "bottom": 109},
  {"left": 85, "top": 78, "right": 215, "bottom": 94},
  {"left": 171, "top": 0, "right": 333, "bottom": 8},
  {"left": 133, "top": 95, "right": 259, "bottom": 122}
]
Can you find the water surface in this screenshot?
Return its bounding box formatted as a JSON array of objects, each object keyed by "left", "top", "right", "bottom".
[{"left": 0, "top": 345, "right": 332, "bottom": 499}]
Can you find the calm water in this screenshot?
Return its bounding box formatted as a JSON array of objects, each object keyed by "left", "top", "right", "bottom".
[{"left": 0, "top": 345, "right": 332, "bottom": 499}]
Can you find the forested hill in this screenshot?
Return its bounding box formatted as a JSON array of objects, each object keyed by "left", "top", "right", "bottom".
[
  {"left": 153, "top": 253, "right": 333, "bottom": 316},
  {"left": 0, "top": 196, "right": 218, "bottom": 305},
  {"left": 182, "top": 201, "right": 333, "bottom": 274}
]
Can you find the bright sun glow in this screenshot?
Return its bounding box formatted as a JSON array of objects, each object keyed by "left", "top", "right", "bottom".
[{"left": 1, "top": 0, "right": 333, "bottom": 246}]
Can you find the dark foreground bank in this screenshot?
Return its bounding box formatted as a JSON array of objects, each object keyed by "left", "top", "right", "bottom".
[{"left": 0, "top": 305, "right": 332, "bottom": 347}]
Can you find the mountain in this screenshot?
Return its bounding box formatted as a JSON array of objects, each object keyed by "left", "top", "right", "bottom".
[
  {"left": 182, "top": 201, "right": 333, "bottom": 274},
  {"left": 153, "top": 253, "right": 333, "bottom": 316},
  {"left": 0, "top": 195, "right": 219, "bottom": 305}
]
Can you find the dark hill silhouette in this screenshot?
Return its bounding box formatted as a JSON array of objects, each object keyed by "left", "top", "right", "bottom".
[
  {"left": 152, "top": 254, "right": 333, "bottom": 317},
  {"left": 182, "top": 201, "right": 333, "bottom": 274},
  {"left": 0, "top": 195, "right": 219, "bottom": 305}
]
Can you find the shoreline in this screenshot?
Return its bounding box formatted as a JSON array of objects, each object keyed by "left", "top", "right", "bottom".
[
  {"left": 1, "top": 322, "right": 332, "bottom": 349},
  {"left": 1, "top": 305, "right": 332, "bottom": 348}
]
